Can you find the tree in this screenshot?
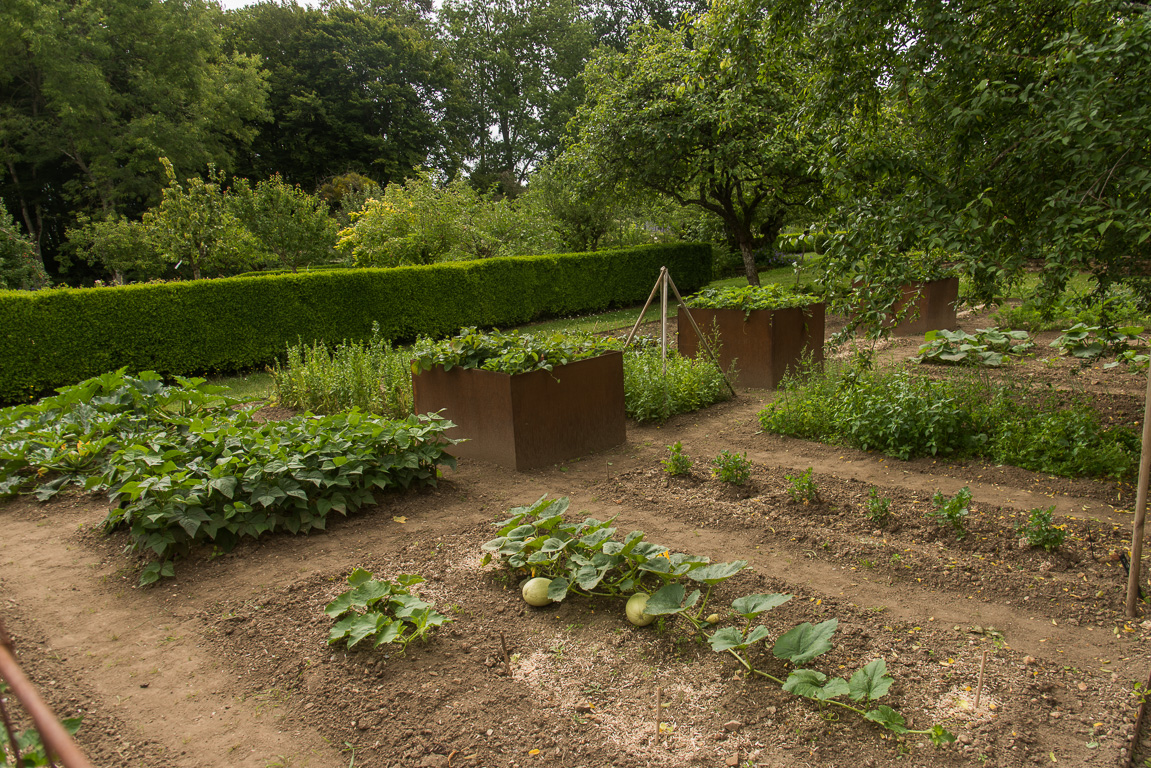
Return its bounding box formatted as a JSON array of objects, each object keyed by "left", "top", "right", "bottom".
[
  {"left": 64, "top": 215, "right": 165, "bottom": 285},
  {"left": 144, "top": 159, "right": 260, "bottom": 280},
  {"left": 0, "top": 199, "right": 47, "bottom": 289},
  {"left": 226, "top": 1, "right": 462, "bottom": 189},
  {"left": 440, "top": 0, "right": 595, "bottom": 190},
  {"left": 567, "top": 3, "right": 824, "bottom": 285},
  {"left": 803, "top": 0, "right": 1151, "bottom": 307},
  {"left": 0, "top": 0, "right": 268, "bottom": 279},
  {"left": 232, "top": 175, "right": 339, "bottom": 272}
]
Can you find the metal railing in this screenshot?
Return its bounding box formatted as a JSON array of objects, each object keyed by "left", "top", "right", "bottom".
[{"left": 0, "top": 618, "right": 94, "bottom": 768}]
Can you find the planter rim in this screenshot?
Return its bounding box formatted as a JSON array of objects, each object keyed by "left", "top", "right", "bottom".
[{"left": 415, "top": 349, "right": 623, "bottom": 380}]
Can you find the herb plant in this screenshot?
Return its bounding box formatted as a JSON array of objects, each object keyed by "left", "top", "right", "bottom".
[
  {"left": 620, "top": 344, "right": 731, "bottom": 422},
  {"left": 1017, "top": 506, "right": 1066, "bottom": 552},
  {"left": 326, "top": 568, "right": 450, "bottom": 651},
  {"left": 931, "top": 487, "right": 972, "bottom": 540},
  {"left": 661, "top": 442, "right": 692, "bottom": 476},
  {"left": 711, "top": 450, "right": 752, "bottom": 485},
  {"left": 271, "top": 322, "right": 413, "bottom": 417},
  {"left": 865, "top": 487, "right": 891, "bottom": 527},
  {"left": 784, "top": 467, "right": 821, "bottom": 503}
]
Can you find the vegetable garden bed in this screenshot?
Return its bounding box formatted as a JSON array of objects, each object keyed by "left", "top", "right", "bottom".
[
  {"left": 1, "top": 307, "right": 1150, "bottom": 768},
  {"left": 412, "top": 350, "right": 627, "bottom": 470}
]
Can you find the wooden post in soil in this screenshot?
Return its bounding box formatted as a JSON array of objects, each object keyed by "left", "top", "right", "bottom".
[
  {"left": 622, "top": 268, "right": 737, "bottom": 398},
  {"left": 1127, "top": 363, "right": 1151, "bottom": 617}
]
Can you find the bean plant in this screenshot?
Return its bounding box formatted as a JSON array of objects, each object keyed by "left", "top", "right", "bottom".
[
  {"left": 1017, "top": 506, "right": 1066, "bottom": 552},
  {"left": 661, "top": 442, "right": 692, "bottom": 476},
  {"left": 931, "top": 486, "right": 972, "bottom": 540},
  {"left": 784, "top": 467, "right": 820, "bottom": 503},
  {"left": 711, "top": 450, "right": 752, "bottom": 485}
]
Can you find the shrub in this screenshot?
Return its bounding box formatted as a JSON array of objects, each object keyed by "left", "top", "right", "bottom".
[{"left": 0, "top": 242, "right": 712, "bottom": 404}]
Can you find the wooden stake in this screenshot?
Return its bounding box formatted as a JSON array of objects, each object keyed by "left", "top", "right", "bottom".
[
  {"left": 655, "top": 686, "right": 662, "bottom": 741},
  {"left": 660, "top": 267, "right": 669, "bottom": 417},
  {"left": 499, "top": 632, "right": 512, "bottom": 677},
  {"left": 1127, "top": 361, "right": 1151, "bottom": 617},
  {"left": 665, "top": 272, "right": 737, "bottom": 397},
  {"left": 974, "top": 649, "right": 988, "bottom": 710}
]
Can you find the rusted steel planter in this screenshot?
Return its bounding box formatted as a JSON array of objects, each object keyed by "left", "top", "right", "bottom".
[
  {"left": 677, "top": 304, "right": 825, "bottom": 389},
  {"left": 412, "top": 351, "right": 626, "bottom": 470},
  {"left": 890, "top": 277, "right": 959, "bottom": 336}
]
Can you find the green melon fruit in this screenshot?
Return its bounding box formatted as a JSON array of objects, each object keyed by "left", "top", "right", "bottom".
[
  {"left": 522, "top": 577, "right": 553, "bottom": 607},
  {"left": 626, "top": 593, "right": 656, "bottom": 626}
]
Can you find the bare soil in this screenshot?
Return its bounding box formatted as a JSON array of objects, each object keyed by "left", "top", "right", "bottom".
[{"left": 3, "top": 308, "right": 1151, "bottom": 768}]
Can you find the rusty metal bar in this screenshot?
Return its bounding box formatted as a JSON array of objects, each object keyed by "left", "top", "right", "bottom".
[{"left": 0, "top": 618, "right": 95, "bottom": 768}]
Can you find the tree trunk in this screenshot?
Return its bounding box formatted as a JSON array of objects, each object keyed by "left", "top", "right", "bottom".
[{"left": 738, "top": 238, "right": 761, "bottom": 286}]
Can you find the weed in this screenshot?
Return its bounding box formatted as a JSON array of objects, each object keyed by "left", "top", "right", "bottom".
[
  {"left": 931, "top": 487, "right": 971, "bottom": 540},
  {"left": 712, "top": 450, "right": 752, "bottom": 485},
  {"left": 865, "top": 487, "right": 891, "bottom": 527},
  {"left": 1017, "top": 505, "right": 1066, "bottom": 552},
  {"left": 662, "top": 442, "right": 693, "bottom": 476},
  {"left": 785, "top": 467, "right": 821, "bottom": 503}
]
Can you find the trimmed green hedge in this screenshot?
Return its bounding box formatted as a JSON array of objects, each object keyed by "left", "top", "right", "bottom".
[{"left": 0, "top": 243, "right": 710, "bottom": 403}]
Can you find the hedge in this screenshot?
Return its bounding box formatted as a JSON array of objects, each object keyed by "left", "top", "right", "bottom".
[{"left": 0, "top": 243, "right": 711, "bottom": 404}]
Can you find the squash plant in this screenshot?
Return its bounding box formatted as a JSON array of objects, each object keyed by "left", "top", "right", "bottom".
[
  {"left": 326, "top": 568, "right": 450, "bottom": 651},
  {"left": 483, "top": 496, "right": 957, "bottom": 746},
  {"left": 412, "top": 328, "right": 616, "bottom": 376}
]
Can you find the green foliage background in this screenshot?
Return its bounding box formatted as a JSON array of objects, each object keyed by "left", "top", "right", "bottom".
[{"left": 0, "top": 243, "right": 710, "bottom": 403}]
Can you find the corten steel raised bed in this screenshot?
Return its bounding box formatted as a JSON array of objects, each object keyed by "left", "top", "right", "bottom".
[
  {"left": 889, "top": 277, "right": 960, "bottom": 336},
  {"left": 412, "top": 351, "right": 626, "bottom": 470},
  {"left": 677, "top": 304, "right": 825, "bottom": 389}
]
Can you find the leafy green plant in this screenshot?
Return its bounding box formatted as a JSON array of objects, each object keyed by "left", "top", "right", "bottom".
[
  {"left": 662, "top": 442, "right": 692, "bottom": 476},
  {"left": 0, "top": 369, "right": 245, "bottom": 500},
  {"left": 270, "top": 322, "right": 413, "bottom": 417},
  {"left": 413, "top": 328, "right": 616, "bottom": 376},
  {"left": 1017, "top": 506, "right": 1066, "bottom": 552},
  {"left": 760, "top": 364, "right": 1138, "bottom": 479},
  {"left": 931, "top": 487, "right": 971, "bottom": 540},
  {"left": 865, "top": 487, "right": 891, "bottom": 527},
  {"left": 480, "top": 496, "right": 747, "bottom": 610},
  {"left": 620, "top": 343, "right": 731, "bottom": 422},
  {"left": 686, "top": 284, "right": 820, "bottom": 313},
  {"left": 784, "top": 467, "right": 821, "bottom": 504},
  {"left": 100, "top": 410, "right": 458, "bottom": 584},
  {"left": 711, "top": 450, "right": 752, "bottom": 485},
  {"left": 1050, "top": 323, "right": 1145, "bottom": 361},
  {"left": 915, "top": 327, "right": 1034, "bottom": 367},
  {"left": 326, "top": 568, "right": 450, "bottom": 651}
]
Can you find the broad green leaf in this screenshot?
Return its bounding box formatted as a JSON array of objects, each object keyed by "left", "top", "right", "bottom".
[
  {"left": 707, "top": 627, "right": 748, "bottom": 652},
  {"left": 347, "top": 567, "right": 373, "bottom": 586},
  {"left": 731, "top": 593, "right": 792, "bottom": 620},
  {"left": 744, "top": 625, "right": 771, "bottom": 647},
  {"left": 784, "top": 669, "right": 830, "bottom": 699},
  {"left": 644, "top": 584, "right": 700, "bottom": 615},
  {"left": 346, "top": 613, "right": 385, "bottom": 647},
  {"left": 371, "top": 619, "right": 402, "bottom": 646},
  {"left": 849, "top": 658, "right": 894, "bottom": 703},
  {"left": 773, "top": 618, "right": 838, "bottom": 665},
  {"left": 547, "top": 577, "right": 570, "bottom": 602},
  {"left": 864, "top": 705, "right": 908, "bottom": 734},
  {"left": 929, "top": 724, "right": 958, "bottom": 746},
  {"left": 685, "top": 560, "right": 748, "bottom": 584}
]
